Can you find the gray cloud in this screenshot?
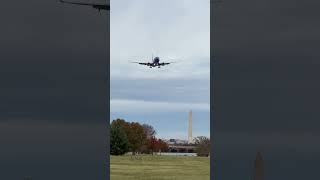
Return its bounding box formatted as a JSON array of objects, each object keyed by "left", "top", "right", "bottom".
[
  {"left": 110, "top": 0, "right": 210, "bottom": 141},
  {"left": 111, "top": 77, "right": 209, "bottom": 103},
  {"left": 111, "top": 99, "right": 209, "bottom": 114}
]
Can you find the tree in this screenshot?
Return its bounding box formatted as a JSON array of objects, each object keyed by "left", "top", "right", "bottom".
[
  {"left": 148, "top": 138, "right": 169, "bottom": 155},
  {"left": 157, "top": 139, "right": 169, "bottom": 152},
  {"left": 142, "top": 124, "right": 157, "bottom": 154},
  {"left": 148, "top": 136, "right": 158, "bottom": 155},
  {"left": 142, "top": 124, "right": 156, "bottom": 139},
  {"left": 194, "top": 136, "right": 210, "bottom": 157},
  {"left": 111, "top": 119, "right": 132, "bottom": 150},
  {"left": 127, "top": 122, "right": 147, "bottom": 154},
  {"left": 110, "top": 123, "right": 129, "bottom": 155},
  {"left": 111, "top": 119, "right": 130, "bottom": 133},
  {"left": 111, "top": 119, "right": 151, "bottom": 155}
]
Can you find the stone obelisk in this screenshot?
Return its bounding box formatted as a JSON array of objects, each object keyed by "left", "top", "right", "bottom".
[
  {"left": 253, "top": 151, "right": 264, "bottom": 180},
  {"left": 188, "top": 110, "right": 192, "bottom": 144}
]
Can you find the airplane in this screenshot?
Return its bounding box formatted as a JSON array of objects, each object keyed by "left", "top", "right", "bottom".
[
  {"left": 131, "top": 56, "right": 176, "bottom": 68},
  {"left": 60, "top": 0, "right": 110, "bottom": 11}
]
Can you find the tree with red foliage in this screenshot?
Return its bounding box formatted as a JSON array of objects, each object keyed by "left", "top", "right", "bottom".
[
  {"left": 111, "top": 119, "right": 147, "bottom": 155},
  {"left": 157, "top": 139, "right": 169, "bottom": 153},
  {"left": 148, "top": 136, "right": 158, "bottom": 155},
  {"left": 148, "top": 137, "right": 169, "bottom": 155},
  {"left": 127, "top": 122, "right": 147, "bottom": 155}
]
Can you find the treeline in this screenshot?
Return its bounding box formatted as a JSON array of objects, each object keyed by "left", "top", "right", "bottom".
[
  {"left": 194, "top": 136, "right": 210, "bottom": 157},
  {"left": 110, "top": 119, "right": 168, "bottom": 155}
]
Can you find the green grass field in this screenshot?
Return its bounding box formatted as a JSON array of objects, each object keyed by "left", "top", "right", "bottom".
[{"left": 110, "top": 155, "right": 210, "bottom": 180}]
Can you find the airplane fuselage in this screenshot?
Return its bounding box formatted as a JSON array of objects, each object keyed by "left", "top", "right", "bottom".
[
  {"left": 133, "top": 56, "right": 171, "bottom": 68},
  {"left": 149, "top": 57, "right": 161, "bottom": 68}
]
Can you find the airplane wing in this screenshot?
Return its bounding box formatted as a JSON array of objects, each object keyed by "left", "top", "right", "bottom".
[
  {"left": 159, "top": 61, "right": 178, "bottom": 66},
  {"left": 159, "top": 62, "right": 171, "bottom": 66},
  {"left": 60, "top": 0, "right": 110, "bottom": 10},
  {"left": 130, "top": 62, "right": 151, "bottom": 66}
]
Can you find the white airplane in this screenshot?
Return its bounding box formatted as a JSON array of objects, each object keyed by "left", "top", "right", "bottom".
[{"left": 131, "top": 56, "right": 176, "bottom": 68}]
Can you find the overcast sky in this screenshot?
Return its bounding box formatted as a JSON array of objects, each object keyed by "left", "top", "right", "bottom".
[{"left": 110, "top": 0, "right": 210, "bottom": 140}]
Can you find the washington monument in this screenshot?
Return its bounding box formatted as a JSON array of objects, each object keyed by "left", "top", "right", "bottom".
[{"left": 188, "top": 110, "right": 192, "bottom": 144}]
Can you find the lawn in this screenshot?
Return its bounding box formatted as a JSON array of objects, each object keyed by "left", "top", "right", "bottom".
[{"left": 110, "top": 155, "right": 210, "bottom": 180}]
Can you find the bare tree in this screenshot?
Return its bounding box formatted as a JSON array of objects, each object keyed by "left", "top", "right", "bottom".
[
  {"left": 194, "top": 136, "right": 210, "bottom": 157},
  {"left": 142, "top": 124, "right": 156, "bottom": 139}
]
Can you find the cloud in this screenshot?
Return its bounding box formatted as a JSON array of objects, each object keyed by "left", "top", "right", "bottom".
[
  {"left": 111, "top": 0, "right": 210, "bottom": 80},
  {"left": 110, "top": 99, "right": 210, "bottom": 114},
  {"left": 111, "top": 72, "right": 210, "bottom": 105},
  {"left": 110, "top": 0, "right": 210, "bottom": 141},
  {"left": 111, "top": 56, "right": 210, "bottom": 80}
]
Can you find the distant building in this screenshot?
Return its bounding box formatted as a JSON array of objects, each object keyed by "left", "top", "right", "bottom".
[
  {"left": 166, "top": 139, "right": 188, "bottom": 145},
  {"left": 164, "top": 110, "right": 194, "bottom": 145}
]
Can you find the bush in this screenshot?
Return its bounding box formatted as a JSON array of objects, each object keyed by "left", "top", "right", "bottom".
[
  {"left": 194, "top": 136, "right": 210, "bottom": 157},
  {"left": 110, "top": 123, "right": 129, "bottom": 155}
]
